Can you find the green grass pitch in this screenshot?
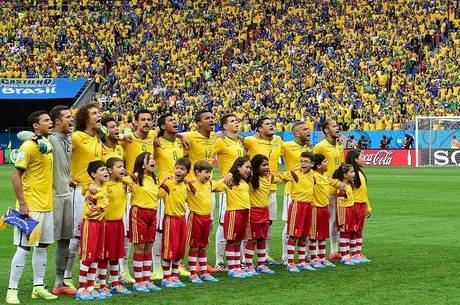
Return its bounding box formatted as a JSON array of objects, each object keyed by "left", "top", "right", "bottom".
[{"left": 0, "top": 165, "right": 458, "bottom": 304}]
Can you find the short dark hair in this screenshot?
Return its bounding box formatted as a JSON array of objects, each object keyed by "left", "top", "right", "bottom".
[
  {"left": 194, "top": 160, "right": 212, "bottom": 174},
  {"left": 101, "top": 116, "right": 117, "bottom": 127},
  {"left": 290, "top": 121, "right": 304, "bottom": 132},
  {"left": 135, "top": 109, "right": 152, "bottom": 121},
  {"left": 175, "top": 157, "right": 192, "bottom": 173},
  {"left": 49, "top": 105, "right": 69, "bottom": 123},
  {"left": 106, "top": 157, "right": 123, "bottom": 169},
  {"left": 313, "top": 154, "right": 326, "bottom": 170},
  {"left": 157, "top": 113, "right": 174, "bottom": 136},
  {"left": 256, "top": 117, "right": 270, "bottom": 129},
  {"left": 220, "top": 114, "right": 235, "bottom": 127},
  {"left": 194, "top": 110, "right": 211, "bottom": 124},
  {"left": 321, "top": 120, "right": 336, "bottom": 135},
  {"left": 27, "top": 110, "right": 48, "bottom": 129},
  {"left": 87, "top": 160, "right": 106, "bottom": 179},
  {"left": 301, "top": 151, "right": 315, "bottom": 161}
]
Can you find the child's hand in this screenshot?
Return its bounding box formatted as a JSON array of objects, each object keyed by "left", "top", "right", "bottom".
[
  {"left": 223, "top": 173, "right": 234, "bottom": 188},
  {"left": 88, "top": 183, "right": 98, "bottom": 195},
  {"left": 337, "top": 182, "right": 346, "bottom": 193}
]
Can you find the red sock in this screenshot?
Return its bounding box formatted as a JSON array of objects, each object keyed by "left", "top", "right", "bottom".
[
  {"left": 309, "top": 239, "right": 318, "bottom": 260},
  {"left": 133, "top": 253, "right": 144, "bottom": 283},
  {"left": 287, "top": 238, "right": 296, "bottom": 265},
  {"left": 171, "top": 260, "right": 180, "bottom": 278},
  {"left": 162, "top": 259, "right": 171, "bottom": 279},
  {"left": 79, "top": 261, "right": 91, "bottom": 289},
  {"left": 198, "top": 248, "right": 207, "bottom": 274},
  {"left": 234, "top": 244, "right": 241, "bottom": 268},
  {"left": 297, "top": 240, "right": 307, "bottom": 264},
  {"left": 349, "top": 232, "right": 357, "bottom": 256},
  {"left": 109, "top": 260, "right": 119, "bottom": 288},
  {"left": 356, "top": 231, "right": 363, "bottom": 255},
  {"left": 98, "top": 260, "right": 108, "bottom": 289},
  {"left": 87, "top": 262, "right": 97, "bottom": 288},
  {"left": 143, "top": 253, "right": 152, "bottom": 282},
  {"left": 244, "top": 242, "right": 255, "bottom": 267},
  {"left": 339, "top": 232, "right": 350, "bottom": 257},
  {"left": 225, "top": 244, "right": 238, "bottom": 270},
  {"left": 318, "top": 240, "right": 326, "bottom": 259},
  {"left": 188, "top": 248, "right": 198, "bottom": 275},
  {"left": 256, "top": 240, "right": 266, "bottom": 266}
]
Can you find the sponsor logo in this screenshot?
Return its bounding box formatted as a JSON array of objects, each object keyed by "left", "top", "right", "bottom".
[
  {"left": 432, "top": 150, "right": 460, "bottom": 166},
  {"left": 361, "top": 150, "right": 394, "bottom": 166}
]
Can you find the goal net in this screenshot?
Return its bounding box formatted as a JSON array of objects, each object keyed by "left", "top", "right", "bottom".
[{"left": 415, "top": 116, "right": 460, "bottom": 167}]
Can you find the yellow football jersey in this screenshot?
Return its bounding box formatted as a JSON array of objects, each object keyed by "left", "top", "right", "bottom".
[
  {"left": 83, "top": 185, "right": 109, "bottom": 221},
  {"left": 249, "top": 175, "right": 275, "bottom": 208},
  {"left": 276, "top": 170, "right": 314, "bottom": 202},
  {"left": 353, "top": 171, "right": 371, "bottom": 212},
  {"left": 282, "top": 140, "right": 312, "bottom": 194},
  {"left": 337, "top": 184, "right": 354, "bottom": 208},
  {"left": 160, "top": 179, "right": 188, "bottom": 216},
  {"left": 187, "top": 179, "right": 226, "bottom": 215},
  {"left": 245, "top": 135, "right": 283, "bottom": 191},
  {"left": 222, "top": 180, "right": 251, "bottom": 210},
  {"left": 105, "top": 180, "right": 129, "bottom": 220},
  {"left": 130, "top": 174, "right": 159, "bottom": 210},
  {"left": 185, "top": 131, "right": 217, "bottom": 178},
  {"left": 312, "top": 171, "right": 330, "bottom": 207},
  {"left": 101, "top": 143, "right": 124, "bottom": 163},
  {"left": 313, "top": 139, "right": 344, "bottom": 178},
  {"left": 154, "top": 137, "right": 184, "bottom": 180},
  {"left": 70, "top": 131, "right": 102, "bottom": 187},
  {"left": 15, "top": 140, "right": 53, "bottom": 212},
  {"left": 123, "top": 130, "right": 158, "bottom": 174},
  {"left": 214, "top": 136, "right": 245, "bottom": 176}
]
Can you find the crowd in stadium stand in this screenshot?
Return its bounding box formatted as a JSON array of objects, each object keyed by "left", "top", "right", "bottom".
[{"left": 1, "top": 0, "right": 460, "bottom": 132}]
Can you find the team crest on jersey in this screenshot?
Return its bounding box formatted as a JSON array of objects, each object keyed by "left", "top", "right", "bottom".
[
  {"left": 16, "top": 151, "right": 25, "bottom": 161},
  {"left": 148, "top": 139, "right": 153, "bottom": 145},
  {"left": 177, "top": 142, "right": 183, "bottom": 148}
]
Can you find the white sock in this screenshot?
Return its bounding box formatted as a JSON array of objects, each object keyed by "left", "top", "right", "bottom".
[
  {"left": 32, "top": 246, "right": 48, "bottom": 286},
  {"left": 152, "top": 231, "right": 162, "bottom": 270},
  {"left": 215, "top": 225, "right": 226, "bottom": 265},
  {"left": 266, "top": 225, "right": 272, "bottom": 257},
  {"left": 119, "top": 237, "right": 130, "bottom": 273},
  {"left": 329, "top": 221, "right": 339, "bottom": 254},
  {"left": 8, "top": 247, "right": 30, "bottom": 289},
  {"left": 64, "top": 238, "right": 80, "bottom": 278},
  {"left": 240, "top": 240, "right": 247, "bottom": 264},
  {"left": 282, "top": 223, "right": 288, "bottom": 260}
]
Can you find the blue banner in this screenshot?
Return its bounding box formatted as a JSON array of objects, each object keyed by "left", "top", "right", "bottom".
[{"left": 0, "top": 78, "right": 87, "bottom": 99}]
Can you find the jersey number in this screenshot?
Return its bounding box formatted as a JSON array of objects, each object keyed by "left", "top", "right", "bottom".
[
  {"left": 173, "top": 151, "right": 178, "bottom": 161},
  {"left": 334, "top": 156, "right": 340, "bottom": 166},
  {"left": 142, "top": 144, "right": 147, "bottom": 152},
  {"left": 205, "top": 148, "right": 212, "bottom": 159}
]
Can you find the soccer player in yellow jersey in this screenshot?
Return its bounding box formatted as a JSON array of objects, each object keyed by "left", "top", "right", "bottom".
[
  {"left": 159, "top": 158, "right": 191, "bottom": 288},
  {"left": 332, "top": 164, "right": 356, "bottom": 266},
  {"left": 186, "top": 160, "right": 226, "bottom": 284},
  {"left": 151, "top": 113, "right": 185, "bottom": 278},
  {"left": 280, "top": 122, "right": 312, "bottom": 264},
  {"left": 346, "top": 150, "right": 372, "bottom": 264},
  {"left": 66, "top": 102, "right": 102, "bottom": 287},
  {"left": 101, "top": 117, "right": 124, "bottom": 162},
  {"left": 214, "top": 114, "right": 245, "bottom": 270},
  {"left": 220, "top": 157, "right": 252, "bottom": 279},
  {"left": 128, "top": 152, "right": 162, "bottom": 293},
  {"left": 77, "top": 161, "right": 109, "bottom": 300},
  {"left": 243, "top": 117, "right": 282, "bottom": 264},
  {"left": 7, "top": 111, "right": 57, "bottom": 304},
  {"left": 245, "top": 155, "right": 276, "bottom": 275},
  {"left": 309, "top": 154, "right": 337, "bottom": 269},
  {"left": 313, "top": 120, "right": 345, "bottom": 260},
  {"left": 276, "top": 152, "right": 317, "bottom": 273},
  {"left": 97, "top": 157, "right": 132, "bottom": 296},
  {"left": 184, "top": 110, "right": 217, "bottom": 180},
  {"left": 122, "top": 109, "right": 156, "bottom": 174}
]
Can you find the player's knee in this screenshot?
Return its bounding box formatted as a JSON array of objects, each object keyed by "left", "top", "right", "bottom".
[{"left": 19, "top": 245, "right": 31, "bottom": 252}]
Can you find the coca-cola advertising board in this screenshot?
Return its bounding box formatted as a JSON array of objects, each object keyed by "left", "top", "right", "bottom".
[{"left": 344, "top": 149, "right": 415, "bottom": 166}]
